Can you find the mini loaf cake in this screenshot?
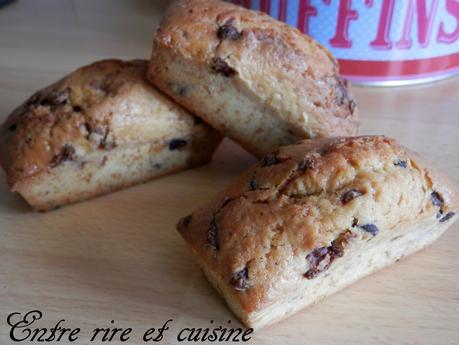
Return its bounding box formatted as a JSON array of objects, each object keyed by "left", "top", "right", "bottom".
[
  {"left": 148, "top": 0, "right": 359, "bottom": 157},
  {"left": 177, "top": 136, "right": 459, "bottom": 328},
  {"left": 0, "top": 59, "right": 222, "bottom": 211}
]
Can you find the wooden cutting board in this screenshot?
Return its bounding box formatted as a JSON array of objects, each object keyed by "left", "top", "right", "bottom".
[{"left": 0, "top": 1, "right": 458, "bottom": 344}]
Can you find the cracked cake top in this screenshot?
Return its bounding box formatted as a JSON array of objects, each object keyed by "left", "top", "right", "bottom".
[{"left": 177, "top": 136, "right": 459, "bottom": 313}]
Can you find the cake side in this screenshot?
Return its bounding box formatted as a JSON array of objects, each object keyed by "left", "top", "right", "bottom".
[
  {"left": 148, "top": 0, "right": 358, "bottom": 157},
  {"left": 195, "top": 215, "right": 450, "bottom": 328},
  {"left": 15, "top": 136, "right": 216, "bottom": 212},
  {"left": 176, "top": 136, "right": 459, "bottom": 327}
]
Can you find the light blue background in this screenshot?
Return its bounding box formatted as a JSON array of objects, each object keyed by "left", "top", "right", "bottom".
[{"left": 236, "top": 0, "right": 459, "bottom": 61}]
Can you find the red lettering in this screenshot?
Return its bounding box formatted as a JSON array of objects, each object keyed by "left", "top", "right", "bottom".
[
  {"left": 370, "top": 0, "right": 395, "bottom": 49},
  {"left": 278, "top": 0, "right": 288, "bottom": 22},
  {"left": 260, "top": 0, "right": 271, "bottom": 13},
  {"left": 396, "top": 0, "right": 439, "bottom": 49},
  {"left": 232, "top": 0, "right": 251, "bottom": 7},
  {"left": 438, "top": 0, "right": 459, "bottom": 43},
  {"left": 417, "top": 0, "right": 440, "bottom": 46},
  {"left": 298, "top": 0, "right": 318, "bottom": 34},
  {"left": 396, "top": 0, "right": 415, "bottom": 48},
  {"left": 329, "top": 0, "right": 359, "bottom": 48}
]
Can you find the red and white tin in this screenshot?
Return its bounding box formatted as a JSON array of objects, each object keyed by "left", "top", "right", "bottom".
[{"left": 231, "top": 0, "right": 459, "bottom": 86}]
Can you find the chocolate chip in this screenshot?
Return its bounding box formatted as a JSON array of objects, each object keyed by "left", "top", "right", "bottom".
[
  {"left": 217, "top": 24, "right": 242, "bottom": 41},
  {"left": 42, "top": 88, "right": 70, "bottom": 106},
  {"left": 182, "top": 214, "right": 192, "bottom": 228},
  {"left": 440, "top": 212, "right": 455, "bottom": 223},
  {"left": 230, "top": 267, "right": 250, "bottom": 291},
  {"left": 304, "top": 247, "right": 331, "bottom": 279},
  {"left": 330, "top": 231, "right": 353, "bottom": 257},
  {"left": 169, "top": 139, "right": 188, "bottom": 151},
  {"left": 299, "top": 157, "right": 316, "bottom": 171},
  {"left": 341, "top": 189, "right": 364, "bottom": 204},
  {"left": 360, "top": 224, "right": 379, "bottom": 236},
  {"left": 211, "top": 58, "right": 236, "bottom": 77},
  {"left": 304, "top": 231, "right": 352, "bottom": 279},
  {"left": 193, "top": 116, "right": 203, "bottom": 125},
  {"left": 307, "top": 247, "right": 329, "bottom": 269},
  {"left": 73, "top": 105, "right": 83, "bottom": 112},
  {"left": 352, "top": 217, "right": 358, "bottom": 227},
  {"left": 431, "top": 191, "right": 444, "bottom": 207},
  {"left": 207, "top": 219, "right": 219, "bottom": 251},
  {"left": 8, "top": 124, "right": 17, "bottom": 132},
  {"left": 51, "top": 144, "right": 76, "bottom": 167},
  {"left": 173, "top": 85, "right": 188, "bottom": 96},
  {"left": 250, "top": 177, "right": 259, "bottom": 191},
  {"left": 313, "top": 101, "right": 323, "bottom": 108},
  {"left": 261, "top": 153, "right": 279, "bottom": 167},
  {"left": 394, "top": 159, "right": 408, "bottom": 168}
]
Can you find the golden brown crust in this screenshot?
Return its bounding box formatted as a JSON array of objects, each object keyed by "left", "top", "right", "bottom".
[
  {"left": 149, "top": 0, "right": 358, "bottom": 157},
  {"left": 177, "top": 136, "right": 459, "bottom": 315},
  {"left": 0, "top": 59, "right": 220, "bottom": 189}
]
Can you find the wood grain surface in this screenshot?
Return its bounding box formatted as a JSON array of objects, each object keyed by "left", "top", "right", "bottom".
[{"left": 0, "top": 1, "right": 458, "bottom": 344}]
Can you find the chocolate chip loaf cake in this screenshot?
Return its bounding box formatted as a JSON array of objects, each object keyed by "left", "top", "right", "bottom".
[
  {"left": 148, "top": 0, "right": 358, "bottom": 157},
  {"left": 0, "top": 59, "right": 222, "bottom": 211},
  {"left": 177, "top": 136, "right": 459, "bottom": 328}
]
